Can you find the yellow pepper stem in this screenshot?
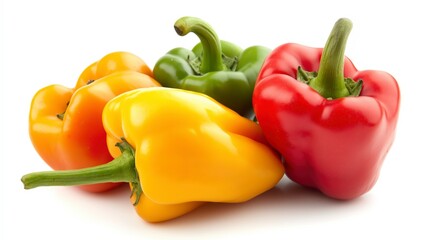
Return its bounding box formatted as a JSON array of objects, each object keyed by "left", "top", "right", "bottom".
[{"left": 21, "top": 140, "right": 142, "bottom": 204}]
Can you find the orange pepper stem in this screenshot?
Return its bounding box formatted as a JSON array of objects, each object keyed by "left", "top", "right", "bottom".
[{"left": 21, "top": 140, "right": 138, "bottom": 190}]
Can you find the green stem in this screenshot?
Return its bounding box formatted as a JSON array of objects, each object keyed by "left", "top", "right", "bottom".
[
  {"left": 174, "top": 16, "right": 225, "bottom": 73},
  {"left": 309, "top": 18, "right": 353, "bottom": 99},
  {"left": 21, "top": 141, "right": 137, "bottom": 189}
]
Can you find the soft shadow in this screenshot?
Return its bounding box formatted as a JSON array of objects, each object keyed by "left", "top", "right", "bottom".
[
  {"left": 57, "top": 177, "right": 368, "bottom": 230},
  {"left": 151, "top": 177, "right": 368, "bottom": 230}
]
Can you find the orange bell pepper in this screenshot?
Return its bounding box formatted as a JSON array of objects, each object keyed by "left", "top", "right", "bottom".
[{"left": 28, "top": 51, "right": 160, "bottom": 192}]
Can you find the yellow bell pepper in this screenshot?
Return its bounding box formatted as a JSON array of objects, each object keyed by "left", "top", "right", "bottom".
[{"left": 21, "top": 88, "right": 284, "bottom": 222}]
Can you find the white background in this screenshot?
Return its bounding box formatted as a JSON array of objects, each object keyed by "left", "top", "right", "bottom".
[{"left": 2, "top": 0, "right": 428, "bottom": 239}]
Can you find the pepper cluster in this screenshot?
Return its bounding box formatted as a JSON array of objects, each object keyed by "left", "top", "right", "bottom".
[{"left": 21, "top": 17, "right": 400, "bottom": 222}]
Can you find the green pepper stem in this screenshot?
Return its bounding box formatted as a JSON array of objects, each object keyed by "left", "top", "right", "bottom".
[
  {"left": 309, "top": 18, "right": 353, "bottom": 99},
  {"left": 21, "top": 141, "right": 137, "bottom": 189},
  {"left": 174, "top": 16, "right": 225, "bottom": 73}
]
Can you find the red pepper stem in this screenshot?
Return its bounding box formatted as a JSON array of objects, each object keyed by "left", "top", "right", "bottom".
[
  {"left": 309, "top": 18, "right": 353, "bottom": 99},
  {"left": 174, "top": 16, "right": 225, "bottom": 73},
  {"left": 21, "top": 141, "right": 137, "bottom": 189}
]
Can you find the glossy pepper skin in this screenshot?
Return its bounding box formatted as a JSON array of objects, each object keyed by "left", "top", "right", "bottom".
[
  {"left": 153, "top": 16, "right": 271, "bottom": 117},
  {"left": 253, "top": 18, "right": 400, "bottom": 200},
  {"left": 22, "top": 88, "right": 284, "bottom": 222},
  {"left": 29, "top": 51, "right": 159, "bottom": 192}
]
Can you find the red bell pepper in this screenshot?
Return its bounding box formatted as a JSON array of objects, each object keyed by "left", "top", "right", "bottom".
[{"left": 253, "top": 18, "right": 400, "bottom": 200}]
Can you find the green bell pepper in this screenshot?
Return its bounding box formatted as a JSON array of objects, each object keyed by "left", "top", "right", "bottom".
[{"left": 153, "top": 16, "right": 271, "bottom": 117}]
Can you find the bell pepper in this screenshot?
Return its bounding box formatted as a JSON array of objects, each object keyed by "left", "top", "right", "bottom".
[
  {"left": 153, "top": 16, "right": 271, "bottom": 117},
  {"left": 22, "top": 87, "right": 284, "bottom": 222},
  {"left": 253, "top": 18, "right": 400, "bottom": 200},
  {"left": 74, "top": 51, "right": 154, "bottom": 89},
  {"left": 29, "top": 51, "right": 160, "bottom": 192}
]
